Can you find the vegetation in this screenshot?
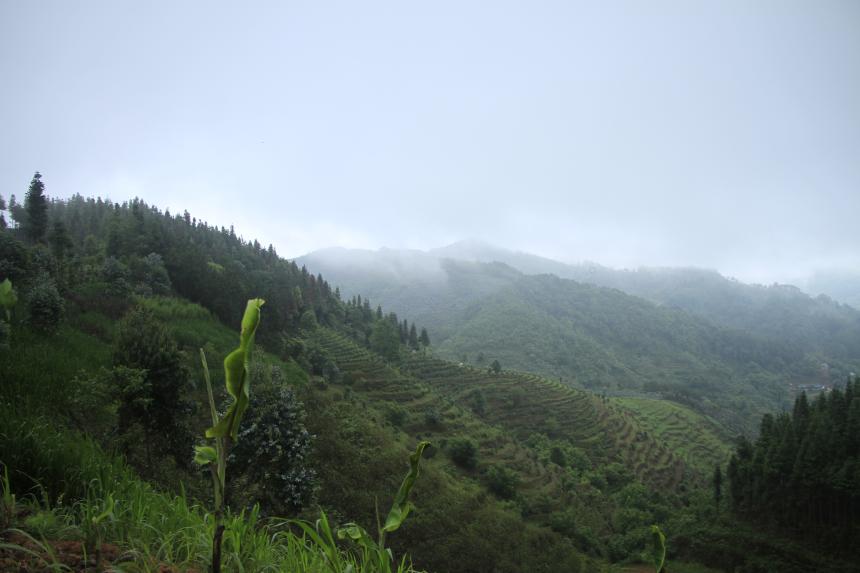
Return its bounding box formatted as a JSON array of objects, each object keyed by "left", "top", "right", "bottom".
[
  {"left": 726, "top": 382, "right": 860, "bottom": 549},
  {"left": 0, "top": 184, "right": 857, "bottom": 572},
  {"left": 299, "top": 246, "right": 860, "bottom": 435}
]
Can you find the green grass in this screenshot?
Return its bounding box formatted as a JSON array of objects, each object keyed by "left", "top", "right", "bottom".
[{"left": 0, "top": 410, "right": 419, "bottom": 572}]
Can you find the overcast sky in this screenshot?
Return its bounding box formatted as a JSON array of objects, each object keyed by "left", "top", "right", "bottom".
[{"left": 1, "top": 1, "right": 858, "bottom": 284}]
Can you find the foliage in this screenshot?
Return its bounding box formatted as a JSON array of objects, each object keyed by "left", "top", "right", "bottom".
[
  {"left": 102, "top": 256, "right": 132, "bottom": 297},
  {"left": 371, "top": 318, "right": 401, "bottom": 362},
  {"left": 448, "top": 438, "right": 478, "bottom": 469},
  {"left": 485, "top": 465, "right": 519, "bottom": 499},
  {"left": 726, "top": 381, "right": 860, "bottom": 549},
  {"left": 196, "top": 298, "right": 264, "bottom": 573},
  {"left": 230, "top": 385, "right": 316, "bottom": 514},
  {"left": 113, "top": 305, "right": 194, "bottom": 467},
  {"left": 25, "top": 275, "right": 64, "bottom": 332},
  {"left": 24, "top": 172, "right": 48, "bottom": 243},
  {"left": 0, "top": 232, "right": 28, "bottom": 282},
  {"left": 330, "top": 441, "right": 431, "bottom": 573},
  {"left": 0, "top": 278, "right": 17, "bottom": 321}
]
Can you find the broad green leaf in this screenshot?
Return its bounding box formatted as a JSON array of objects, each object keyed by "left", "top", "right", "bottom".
[
  {"left": 648, "top": 524, "right": 666, "bottom": 573},
  {"left": 381, "top": 441, "right": 430, "bottom": 534},
  {"left": 194, "top": 445, "right": 217, "bottom": 466},
  {"left": 338, "top": 523, "right": 376, "bottom": 549},
  {"left": 0, "top": 279, "right": 16, "bottom": 312},
  {"left": 206, "top": 298, "right": 264, "bottom": 440}
]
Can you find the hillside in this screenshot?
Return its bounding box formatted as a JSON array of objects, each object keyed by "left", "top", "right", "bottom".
[
  {"left": 300, "top": 250, "right": 834, "bottom": 433},
  {"left": 1, "top": 196, "right": 696, "bottom": 572},
  {"left": 2, "top": 195, "right": 857, "bottom": 572}
]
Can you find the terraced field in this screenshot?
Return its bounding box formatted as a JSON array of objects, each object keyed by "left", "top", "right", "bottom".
[
  {"left": 401, "top": 354, "right": 691, "bottom": 490},
  {"left": 314, "top": 328, "right": 693, "bottom": 491},
  {"left": 312, "top": 329, "right": 592, "bottom": 519},
  {"left": 613, "top": 397, "right": 734, "bottom": 473}
]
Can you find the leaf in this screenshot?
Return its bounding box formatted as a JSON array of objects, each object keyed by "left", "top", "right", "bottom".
[
  {"left": 0, "top": 279, "right": 16, "bottom": 315},
  {"left": 206, "top": 298, "right": 264, "bottom": 440},
  {"left": 92, "top": 494, "right": 115, "bottom": 525},
  {"left": 381, "top": 441, "right": 430, "bottom": 534},
  {"left": 648, "top": 524, "right": 666, "bottom": 573},
  {"left": 194, "top": 445, "right": 217, "bottom": 466}
]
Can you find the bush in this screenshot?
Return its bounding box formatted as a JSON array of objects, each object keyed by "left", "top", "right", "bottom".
[
  {"left": 102, "top": 257, "right": 131, "bottom": 297},
  {"left": 485, "top": 465, "right": 519, "bottom": 499},
  {"left": 230, "top": 385, "right": 316, "bottom": 513},
  {"left": 0, "top": 233, "right": 28, "bottom": 282},
  {"left": 448, "top": 438, "right": 478, "bottom": 469},
  {"left": 384, "top": 403, "right": 408, "bottom": 427},
  {"left": 423, "top": 407, "right": 442, "bottom": 427},
  {"left": 26, "top": 275, "right": 64, "bottom": 332}
]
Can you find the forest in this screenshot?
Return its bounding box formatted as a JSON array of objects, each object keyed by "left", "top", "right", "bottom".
[{"left": 0, "top": 174, "right": 858, "bottom": 572}]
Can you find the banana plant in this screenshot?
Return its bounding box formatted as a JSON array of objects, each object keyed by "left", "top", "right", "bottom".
[
  {"left": 195, "top": 298, "right": 264, "bottom": 573},
  {"left": 647, "top": 524, "right": 667, "bottom": 573},
  {"left": 0, "top": 279, "right": 16, "bottom": 322},
  {"left": 334, "top": 441, "right": 431, "bottom": 572}
]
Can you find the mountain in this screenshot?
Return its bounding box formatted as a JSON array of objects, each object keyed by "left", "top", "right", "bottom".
[{"left": 298, "top": 243, "right": 860, "bottom": 432}]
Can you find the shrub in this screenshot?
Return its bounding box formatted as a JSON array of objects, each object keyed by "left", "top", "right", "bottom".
[
  {"left": 0, "top": 233, "right": 28, "bottom": 282},
  {"left": 485, "top": 465, "right": 519, "bottom": 499},
  {"left": 102, "top": 256, "right": 131, "bottom": 296},
  {"left": 230, "top": 385, "right": 316, "bottom": 513},
  {"left": 113, "top": 306, "right": 194, "bottom": 467},
  {"left": 384, "top": 403, "right": 408, "bottom": 427},
  {"left": 448, "top": 438, "right": 477, "bottom": 469},
  {"left": 423, "top": 407, "right": 442, "bottom": 427},
  {"left": 26, "top": 275, "right": 64, "bottom": 332}
]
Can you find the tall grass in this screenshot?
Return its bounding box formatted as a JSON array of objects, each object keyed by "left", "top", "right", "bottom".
[{"left": 0, "top": 408, "right": 420, "bottom": 572}]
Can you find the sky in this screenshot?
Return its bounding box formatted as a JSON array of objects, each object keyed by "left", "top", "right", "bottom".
[{"left": 1, "top": 0, "right": 858, "bottom": 284}]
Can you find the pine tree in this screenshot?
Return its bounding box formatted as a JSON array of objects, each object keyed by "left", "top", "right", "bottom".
[
  {"left": 24, "top": 172, "right": 49, "bottom": 243},
  {"left": 419, "top": 327, "right": 430, "bottom": 347},
  {"left": 409, "top": 323, "right": 419, "bottom": 349},
  {"left": 48, "top": 220, "right": 73, "bottom": 259},
  {"left": 0, "top": 194, "right": 6, "bottom": 229}
]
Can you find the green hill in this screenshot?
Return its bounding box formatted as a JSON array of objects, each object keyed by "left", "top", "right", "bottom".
[{"left": 2, "top": 195, "right": 856, "bottom": 573}]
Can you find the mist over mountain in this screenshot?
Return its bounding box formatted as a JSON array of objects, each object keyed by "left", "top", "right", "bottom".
[{"left": 298, "top": 241, "right": 860, "bottom": 431}]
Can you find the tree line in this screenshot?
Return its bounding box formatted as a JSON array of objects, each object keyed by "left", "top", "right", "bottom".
[
  {"left": 726, "top": 378, "right": 860, "bottom": 551},
  {"left": 0, "top": 172, "right": 431, "bottom": 359}
]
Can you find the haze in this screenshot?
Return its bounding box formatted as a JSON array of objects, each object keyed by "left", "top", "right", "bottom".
[{"left": 1, "top": 0, "right": 858, "bottom": 284}]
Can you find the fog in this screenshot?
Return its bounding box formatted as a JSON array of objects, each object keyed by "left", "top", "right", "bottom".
[{"left": 1, "top": 1, "right": 858, "bottom": 284}]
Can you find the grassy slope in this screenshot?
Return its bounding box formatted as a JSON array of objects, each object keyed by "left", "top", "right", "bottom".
[{"left": 1, "top": 295, "right": 601, "bottom": 573}]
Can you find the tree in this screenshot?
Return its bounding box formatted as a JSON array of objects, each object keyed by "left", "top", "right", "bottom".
[
  {"left": 24, "top": 172, "right": 49, "bottom": 243},
  {"left": 408, "top": 323, "right": 419, "bottom": 349},
  {"left": 713, "top": 464, "right": 723, "bottom": 508},
  {"left": 48, "top": 220, "right": 73, "bottom": 259},
  {"left": 490, "top": 359, "right": 502, "bottom": 375},
  {"left": 113, "top": 306, "right": 193, "bottom": 467},
  {"left": 0, "top": 194, "right": 6, "bottom": 229},
  {"left": 419, "top": 327, "right": 430, "bottom": 347},
  {"left": 449, "top": 438, "right": 478, "bottom": 469},
  {"left": 26, "top": 275, "right": 64, "bottom": 332},
  {"left": 370, "top": 318, "right": 400, "bottom": 362}
]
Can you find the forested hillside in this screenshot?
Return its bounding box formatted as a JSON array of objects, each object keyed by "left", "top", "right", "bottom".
[{"left": 300, "top": 247, "right": 860, "bottom": 434}]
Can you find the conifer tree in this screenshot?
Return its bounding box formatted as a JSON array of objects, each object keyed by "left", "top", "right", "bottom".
[
  {"left": 409, "top": 323, "right": 419, "bottom": 349},
  {"left": 24, "top": 172, "right": 49, "bottom": 243}
]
